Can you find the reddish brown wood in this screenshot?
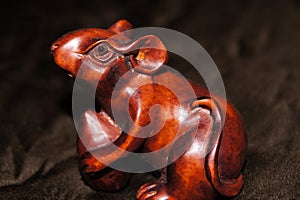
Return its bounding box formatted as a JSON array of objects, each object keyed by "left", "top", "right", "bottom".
[{"left": 51, "top": 19, "right": 246, "bottom": 200}]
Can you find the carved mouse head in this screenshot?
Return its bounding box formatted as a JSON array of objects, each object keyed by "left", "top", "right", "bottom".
[{"left": 51, "top": 20, "right": 168, "bottom": 84}]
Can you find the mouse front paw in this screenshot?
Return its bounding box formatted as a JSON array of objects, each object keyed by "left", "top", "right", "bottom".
[{"left": 79, "top": 152, "right": 104, "bottom": 174}]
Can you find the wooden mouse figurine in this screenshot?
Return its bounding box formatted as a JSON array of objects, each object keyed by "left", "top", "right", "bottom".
[{"left": 51, "top": 20, "right": 246, "bottom": 200}]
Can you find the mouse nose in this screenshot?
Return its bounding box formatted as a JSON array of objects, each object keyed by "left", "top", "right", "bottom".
[{"left": 50, "top": 43, "right": 59, "bottom": 52}]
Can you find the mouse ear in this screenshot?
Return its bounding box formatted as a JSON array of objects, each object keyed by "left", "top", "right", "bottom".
[
  {"left": 108, "top": 35, "right": 168, "bottom": 74},
  {"left": 108, "top": 19, "right": 133, "bottom": 34}
]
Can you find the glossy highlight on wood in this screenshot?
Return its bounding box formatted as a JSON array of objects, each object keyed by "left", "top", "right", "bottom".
[{"left": 51, "top": 19, "right": 246, "bottom": 200}]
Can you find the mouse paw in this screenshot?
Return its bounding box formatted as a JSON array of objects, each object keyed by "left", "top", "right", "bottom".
[
  {"left": 79, "top": 153, "right": 104, "bottom": 174},
  {"left": 137, "top": 182, "right": 160, "bottom": 199},
  {"left": 137, "top": 181, "right": 175, "bottom": 200}
]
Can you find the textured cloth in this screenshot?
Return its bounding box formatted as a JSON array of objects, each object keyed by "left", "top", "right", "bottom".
[{"left": 0, "top": 0, "right": 299, "bottom": 199}]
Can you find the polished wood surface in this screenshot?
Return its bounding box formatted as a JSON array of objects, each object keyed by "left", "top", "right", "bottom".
[{"left": 51, "top": 19, "right": 246, "bottom": 200}]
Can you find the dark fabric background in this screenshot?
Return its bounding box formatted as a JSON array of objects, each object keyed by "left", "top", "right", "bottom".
[{"left": 0, "top": 0, "right": 299, "bottom": 199}]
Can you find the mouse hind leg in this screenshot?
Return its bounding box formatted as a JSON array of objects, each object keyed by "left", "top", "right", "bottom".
[
  {"left": 137, "top": 100, "right": 219, "bottom": 200},
  {"left": 136, "top": 130, "right": 217, "bottom": 200}
]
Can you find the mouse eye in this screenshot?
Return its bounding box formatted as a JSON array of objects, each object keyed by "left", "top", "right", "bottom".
[
  {"left": 97, "top": 43, "right": 108, "bottom": 55},
  {"left": 91, "top": 42, "right": 115, "bottom": 62}
]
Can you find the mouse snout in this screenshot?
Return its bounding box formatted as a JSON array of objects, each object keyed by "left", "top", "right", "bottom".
[{"left": 50, "top": 43, "right": 59, "bottom": 53}]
